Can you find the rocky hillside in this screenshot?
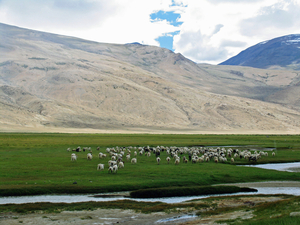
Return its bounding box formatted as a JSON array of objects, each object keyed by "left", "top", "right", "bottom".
[
  {"left": 219, "top": 34, "right": 300, "bottom": 70},
  {"left": 1, "top": 23, "right": 300, "bottom": 133}
]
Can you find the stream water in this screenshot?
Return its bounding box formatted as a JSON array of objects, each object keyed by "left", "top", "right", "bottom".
[
  {"left": 242, "top": 162, "right": 300, "bottom": 172},
  {"left": 1, "top": 187, "right": 299, "bottom": 205}
]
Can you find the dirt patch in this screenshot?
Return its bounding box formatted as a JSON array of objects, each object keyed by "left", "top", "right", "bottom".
[
  {"left": 182, "top": 196, "right": 285, "bottom": 225},
  {"left": 0, "top": 209, "right": 197, "bottom": 225},
  {"left": 184, "top": 210, "right": 254, "bottom": 225}
]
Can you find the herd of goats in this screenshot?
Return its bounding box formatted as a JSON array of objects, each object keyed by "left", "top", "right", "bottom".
[{"left": 68, "top": 145, "right": 275, "bottom": 173}]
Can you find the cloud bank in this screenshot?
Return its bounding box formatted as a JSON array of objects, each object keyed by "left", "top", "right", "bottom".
[{"left": 1, "top": 0, "right": 300, "bottom": 64}]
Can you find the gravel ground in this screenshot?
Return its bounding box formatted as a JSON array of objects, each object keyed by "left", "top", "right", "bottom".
[{"left": 0, "top": 209, "right": 198, "bottom": 225}]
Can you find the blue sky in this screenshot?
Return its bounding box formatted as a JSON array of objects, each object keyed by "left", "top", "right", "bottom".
[
  {"left": 1, "top": 0, "right": 300, "bottom": 64},
  {"left": 151, "top": 11, "right": 182, "bottom": 51},
  {"left": 150, "top": 10, "right": 183, "bottom": 27},
  {"left": 155, "top": 31, "right": 180, "bottom": 51}
]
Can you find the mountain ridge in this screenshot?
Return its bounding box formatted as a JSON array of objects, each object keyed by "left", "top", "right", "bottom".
[
  {"left": 1, "top": 23, "right": 300, "bottom": 133},
  {"left": 219, "top": 34, "right": 300, "bottom": 70}
]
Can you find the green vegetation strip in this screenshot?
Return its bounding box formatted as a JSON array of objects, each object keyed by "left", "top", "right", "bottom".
[
  {"left": 130, "top": 185, "right": 257, "bottom": 198},
  {"left": 0, "top": 200, "right": 209, "bottom": 214},
  {"left": 0, "top": 186, "right": 123, "bottom": 197},
  {"left": 238, "top": 217, "right": 300, "bottom": 225}
]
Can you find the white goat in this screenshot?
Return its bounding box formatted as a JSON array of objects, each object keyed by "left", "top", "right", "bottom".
[
  {"left": 108, "top": 160, "right": 117, "bottom": 167},
  {"left": 87, "top": 153, "right": 93, "bottom": 160},
  {"left": 71, "top": 153, "right": 77, "bottom": 161},
  {"left": 108, "top": 165, "right": 118, "bottom": 173},
  {"left": 156, "top": 157, "right": 161, "bottom": 165},
  {"left": 97, "top": 163, "right": 104, "bottom": 171},
  {"left": 131, "top": 158, "right": 137, "bottom": 164},
  {"left": 166, "top": 156, "right": 170, "bottom": 164},
  {"left": 118, "top": 161, "right": 124, "bottom": 168}
]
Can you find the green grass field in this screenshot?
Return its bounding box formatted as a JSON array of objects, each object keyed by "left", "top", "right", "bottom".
[
  {"left": 0, "top": 133, "right": 299, "bottom": 196},
  {"left": 0, "top": 133, "right": 300, "bottom": 224}
]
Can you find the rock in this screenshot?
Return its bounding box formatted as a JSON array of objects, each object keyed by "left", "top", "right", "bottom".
[
  {"left": 270, "top": 214, "right": 281, "bottom": 218},
  {"left": 290, "top": 212, "right": 300, "bottom": 217}
]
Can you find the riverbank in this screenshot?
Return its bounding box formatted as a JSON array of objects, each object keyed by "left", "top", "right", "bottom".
[
  {"left": 1, "top": 194, "right": 298, "bottom": 225},
  {"left": 1, "top": 180, "right": 300, "bottom": 205},
  {"left": 1, "top": 181, "right": 300, "bottom": 224},
  {"left": 0, "top": 208, "right": 192, "bottom": 225}
]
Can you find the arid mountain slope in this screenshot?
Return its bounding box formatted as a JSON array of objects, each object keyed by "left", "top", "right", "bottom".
[{"left": 1, "top": 23, "right": 300, "bottom": 133}]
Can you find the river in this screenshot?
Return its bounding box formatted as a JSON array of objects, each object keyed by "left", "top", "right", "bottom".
[
  {"left": 1, "top": 162, "right": 299, "bottom": 205},
  {"left": 1, "top": 186, "right": 300, "bottom": 205},
  {"left": 242, "top": 162, "right": 300, "bottom": 172}
]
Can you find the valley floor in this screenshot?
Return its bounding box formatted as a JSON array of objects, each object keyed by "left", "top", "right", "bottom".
[{"left": 1, "top": 125, "right": 300, "bottom": 135}]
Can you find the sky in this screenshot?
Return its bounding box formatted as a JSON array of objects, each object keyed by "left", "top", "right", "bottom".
[{"left": 1, "top": 0, "right": 300, "bottom": 64}]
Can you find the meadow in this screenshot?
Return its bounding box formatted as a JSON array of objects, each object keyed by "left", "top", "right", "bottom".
[{"left": 0, "top": 133, "right": 299, "bottom": 196}]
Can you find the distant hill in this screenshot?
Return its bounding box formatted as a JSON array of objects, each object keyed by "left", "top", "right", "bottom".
[
  {"left": 219, "top": 34, "right": 300, "bottom": 70},
  {"left": 1, "top": 23, "right": 300, "bottom": 133}
]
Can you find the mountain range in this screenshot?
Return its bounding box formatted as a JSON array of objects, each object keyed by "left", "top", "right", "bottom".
[
  {"left": 220, "top": 34, "right": 300, "bottom": 70},
  {"left": 1, "top": 23, "right": 300, "bottom": 134}
]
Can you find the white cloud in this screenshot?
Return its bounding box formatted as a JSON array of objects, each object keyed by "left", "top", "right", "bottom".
[
  {"left": 239, "top": 1, "right": 300, "bottom": 38},
  {"left": 0, "top": 0, "right": 179, "bottom": 46},
  {"left": 173, "top": 28, "right": 228, "bottom": 62},
  {"left": 0, "top": 0, "right": 113, "bottom": 30},
  {"left": 209, "top": 0, "right": 262, "bottom": 4},
  {"left": 173, "top": 0, "right": 300, "bottom": 64},
  {"left": 1, "top": 0, "right": 300, "bottom": 64}
]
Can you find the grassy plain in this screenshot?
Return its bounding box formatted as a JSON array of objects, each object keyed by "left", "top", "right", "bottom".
[{"left": 0, "top": 133, "right": 300, "bottom": 196}]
